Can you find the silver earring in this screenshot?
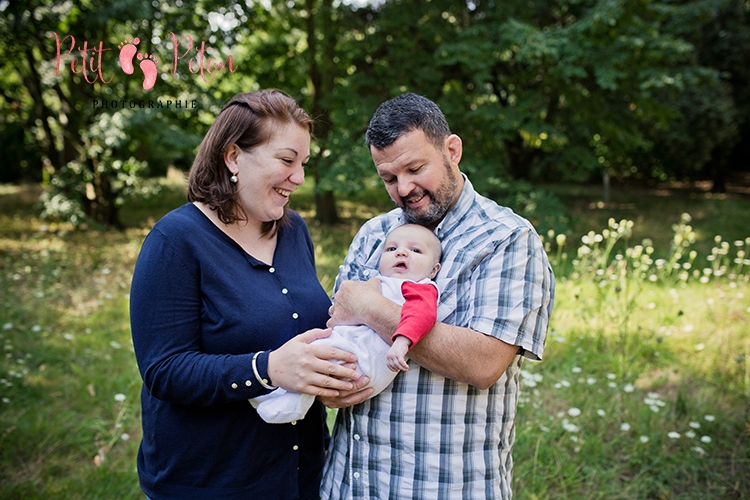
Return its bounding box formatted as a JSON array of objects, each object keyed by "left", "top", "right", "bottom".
[{"left": 230, "top": 174, "right": 238, "bottom": 184}]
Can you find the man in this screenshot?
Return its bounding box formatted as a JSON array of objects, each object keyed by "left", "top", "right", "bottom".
[{"left": 320, "top": 93, "right": 555, "bottom": 499}]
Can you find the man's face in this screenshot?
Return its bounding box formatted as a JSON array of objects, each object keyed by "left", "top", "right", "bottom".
[{"left": 371, "top": 129, "right": 462, "bottom": 229}]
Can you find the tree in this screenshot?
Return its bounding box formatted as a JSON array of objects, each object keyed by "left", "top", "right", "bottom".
[
  {"left": 306, "top": 0, "right": 339, "bottom": 224},
  {"left": 651, "top": 0, "right": 750, "bottom": 191},
  {"left": 0, "top": 0, "right": 245, "bottom": 227},
  {"left": 322, "top": 0, "right": 742, "bottom": 193},
  {"left": 4, "top": 0, "right": 747, "bottom": 228}
]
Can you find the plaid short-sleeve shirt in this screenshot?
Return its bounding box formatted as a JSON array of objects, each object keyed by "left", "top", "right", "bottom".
[{"left": 321, "top": 176, "right": 555, "bottom": 500}]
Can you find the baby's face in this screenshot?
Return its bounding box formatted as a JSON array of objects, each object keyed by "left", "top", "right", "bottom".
[{"left": 378, "top": 225, "right": 441, "bottom": 281}]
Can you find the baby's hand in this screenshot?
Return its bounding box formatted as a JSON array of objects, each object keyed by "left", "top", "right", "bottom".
[{"left": 386, "top": 336, "right": 411, "bottom": 372}]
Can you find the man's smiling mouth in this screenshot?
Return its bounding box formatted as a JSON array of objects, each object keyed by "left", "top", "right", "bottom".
[{"left": 404, "top": 192, "right": 426, "bottom": 205}]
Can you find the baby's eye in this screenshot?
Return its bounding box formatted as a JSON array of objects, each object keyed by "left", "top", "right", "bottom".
[
  {"left": 411, "top": 248, "right": 422, "bottom": 254},
  {"left": 385, "top": 246, "right": 396, "bottom": 252}
]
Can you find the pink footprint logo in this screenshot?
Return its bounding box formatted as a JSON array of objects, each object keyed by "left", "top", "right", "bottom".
[
  {"left": 117, "top": 38, "right": 140, "bottom": 75},
  {"left": 137, "top": 53, "right": 159, "bottom": 90}
]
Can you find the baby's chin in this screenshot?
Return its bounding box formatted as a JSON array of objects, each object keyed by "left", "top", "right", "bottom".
[{"left": 385, "top": 266, "right": 422, "bottom": 280}]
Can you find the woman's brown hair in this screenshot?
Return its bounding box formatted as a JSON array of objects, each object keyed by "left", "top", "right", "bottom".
[{"left": 187, "top": 89, "right": 313, "bottom": 237}]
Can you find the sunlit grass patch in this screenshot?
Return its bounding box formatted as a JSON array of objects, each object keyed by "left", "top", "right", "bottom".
[
  {"left": 515, "top": 216, "right": 749, "bottom": 499},
  {"left": 0, "top": 181, "right": 748, "bottom": 498},
  {"left": 0, "top": 219, "right": 143, "bottom": 498}
]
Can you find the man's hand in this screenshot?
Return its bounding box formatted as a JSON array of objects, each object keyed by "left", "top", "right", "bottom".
[{"left": 327, "top": 278, "right": 383, "bottom": 328}]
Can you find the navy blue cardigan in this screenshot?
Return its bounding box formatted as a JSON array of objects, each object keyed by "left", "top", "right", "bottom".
[{"left": 130, "top": 203, "right": 332, "bottom": 500}]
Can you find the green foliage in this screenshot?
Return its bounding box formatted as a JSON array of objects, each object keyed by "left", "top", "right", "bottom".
[
  {"left": 320, "top": 0, "right": 749, "bottom": 192},
  {"left": 37, "top": 156, "right": 156, "bottom": 228},
  {"left": 478, "top": 177, "right": 574, "bottom": 237},
  {"left": 2, "top": 0, "right": 749, "bottom": 226},
  {"left": 0, "top": 0, "right": 240, "bottom": 227}
]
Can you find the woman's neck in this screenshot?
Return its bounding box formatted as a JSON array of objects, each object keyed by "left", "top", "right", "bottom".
[{"left": 193, "top": 202, "right": 277, "bottom": 265}]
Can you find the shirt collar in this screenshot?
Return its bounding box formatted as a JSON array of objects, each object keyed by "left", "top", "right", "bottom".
[{"left": 434, "top": 173, "right": 475, "bottom": 240}]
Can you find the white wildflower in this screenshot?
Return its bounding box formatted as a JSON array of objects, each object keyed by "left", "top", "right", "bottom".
[{"left": 562, "top": 421, "right": 580, "bottom": 433}]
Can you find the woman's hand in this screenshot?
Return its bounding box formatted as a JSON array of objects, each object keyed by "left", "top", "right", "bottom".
[
  {"left": 267, "top": 328, "right": 362, "bottom": 398},
  {"left": 317, "top": 375, "right": 373, "bottom": 408}
]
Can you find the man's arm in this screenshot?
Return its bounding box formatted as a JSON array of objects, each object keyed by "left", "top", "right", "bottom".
[{"left": 328, "top": 279, "right": 519, "bottom": 389}]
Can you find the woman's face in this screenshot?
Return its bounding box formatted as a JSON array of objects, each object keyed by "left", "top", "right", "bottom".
[{"left": 226, "top": 122, "right": 310, "bottom": 228}]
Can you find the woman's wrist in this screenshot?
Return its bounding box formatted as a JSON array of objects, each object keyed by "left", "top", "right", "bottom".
[{"left": 252, "top": 351, "right": 277, "bottom": 390}]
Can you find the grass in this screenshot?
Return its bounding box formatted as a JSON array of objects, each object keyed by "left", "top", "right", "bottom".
[{"left": 0, "top": 178, "right": 748, "bottom": 499}]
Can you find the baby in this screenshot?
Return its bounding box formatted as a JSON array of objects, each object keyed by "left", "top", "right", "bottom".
[{"left": 251, "top": 224, "right": 441, "bottom": 424}]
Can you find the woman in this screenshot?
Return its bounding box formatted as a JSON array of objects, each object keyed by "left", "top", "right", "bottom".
[{"left": 130, "top": 89, "right": 360, "bottom": 500}]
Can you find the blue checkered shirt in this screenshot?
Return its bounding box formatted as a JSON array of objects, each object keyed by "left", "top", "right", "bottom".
[{"left": 320, "top": 176, "right": 555, "bottom": 499}]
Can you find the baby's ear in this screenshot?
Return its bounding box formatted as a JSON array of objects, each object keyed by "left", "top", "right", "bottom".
[{"left": 430, "top": 262, "right": 441, "bottom": 279}]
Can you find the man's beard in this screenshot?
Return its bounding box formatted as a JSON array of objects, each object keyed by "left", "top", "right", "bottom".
[{"left": 401, "top": 158, "right": 459, "bottom": 227}]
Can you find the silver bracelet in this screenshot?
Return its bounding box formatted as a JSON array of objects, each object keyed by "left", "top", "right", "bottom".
[{"left": 252, "top": 351, "right": 276, "bottom": 390}]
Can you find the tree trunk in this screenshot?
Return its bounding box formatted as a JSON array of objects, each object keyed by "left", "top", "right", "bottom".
[
  {"left": 505, "top": 135, "right": 536, "bottom": 180},
  {"left": 307, "top": 0, "right": 340, "bottom": 224},
  {"left": 315, "top": 190, "right": 339, "bottom": 225},
  {"left": 707, "top": 146, "right": 728, "bottom": 194},
  {"left": 85, "top": 158, "right": 123, "bottom": 229}
]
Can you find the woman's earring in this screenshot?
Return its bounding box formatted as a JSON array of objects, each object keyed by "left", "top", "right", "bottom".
[{"left": 230, "top": 174, "right": 238, "bottom": 184}]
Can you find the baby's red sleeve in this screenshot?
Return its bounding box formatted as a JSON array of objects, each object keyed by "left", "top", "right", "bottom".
[{"left": 392, "top": 281, "right": 439, "bottom": 347}]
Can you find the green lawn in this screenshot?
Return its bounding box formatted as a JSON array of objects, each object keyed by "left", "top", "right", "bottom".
[{"left": 1, "top": 179, "right": 748, "bottom": 498}]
